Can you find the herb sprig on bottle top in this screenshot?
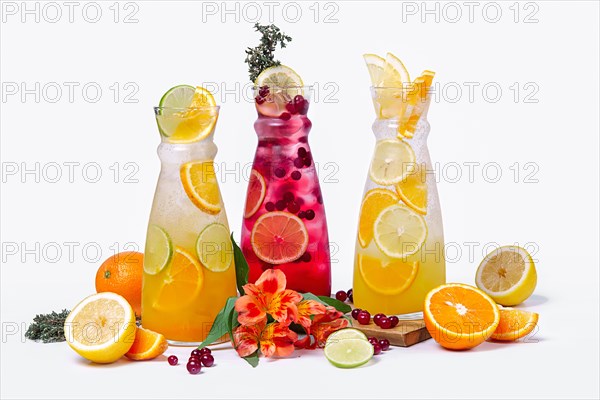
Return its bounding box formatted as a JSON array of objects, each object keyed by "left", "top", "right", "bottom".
[{"left": 244, "top": 23, "right": 292, "bottom": 82}]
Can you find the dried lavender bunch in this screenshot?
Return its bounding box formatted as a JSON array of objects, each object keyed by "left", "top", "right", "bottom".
[{"left": 245, "top": 23, "right": 292, "bottom": 82}]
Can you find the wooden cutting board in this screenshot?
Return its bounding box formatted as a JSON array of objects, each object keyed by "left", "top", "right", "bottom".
[{"left": 351, "top": 319, "right": 431, "bottom": 347}]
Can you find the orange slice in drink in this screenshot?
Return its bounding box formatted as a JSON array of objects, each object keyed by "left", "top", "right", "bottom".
[
  {"left": 180, "top": 161, "right": 221, "bottom": 214},
  {"left": 153, "top": 247, "right": 203, "bottom": 310},
  {"left": 244, "top": 169, "right": 266, "bottom": 218},
  {"left": 490, "top": 307, "right": 539, "bottom": 342},
  {"left": 358, "top": 189, "right": 399, "bottom": 248},
  {"left": 396, "top": 164, "right": 427, "bottom": 215},
  {"left": 399, "top": 70, "right": 435, "bottom": 139},
  {"left": 358, "top": 253, "right": 419, "bottom": 295},
  {"left": 251, "top": 211, "right": 309, "bottom": 264},
  {"left": 424, "top": 283, "right": 500, "bottom": 350}
]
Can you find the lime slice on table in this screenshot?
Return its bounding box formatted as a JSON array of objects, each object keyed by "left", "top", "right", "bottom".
[
  {"left": 325, "top": 328, "right": 368, "bottom": 346},
  {"left": 156, "top": 85, "right": 217, "bottom": 143},
  {"left": 324, "top": 338, "right": 374, "bottom": 369},
  {"left": 196, "top": 223, "right": 233, "bottom": 272},
  {"left": 144, "top": 224, "right": 173, "bottom": 275}
]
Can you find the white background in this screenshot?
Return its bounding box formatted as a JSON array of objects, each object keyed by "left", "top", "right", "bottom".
[{"left": 1, "top": 1, "right": 599, "bottom": 399}]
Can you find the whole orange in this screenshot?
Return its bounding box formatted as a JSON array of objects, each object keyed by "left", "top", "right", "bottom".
[{"left": 95, "top": 251, "right": 144, "bottom": 315}]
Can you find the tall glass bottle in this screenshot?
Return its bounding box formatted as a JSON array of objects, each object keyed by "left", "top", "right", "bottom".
[
  {"left": 241, "top": 86, "right": 331, "bottom": 296},
  {"left": 353, "top": 86, "right": 445, "bottom": 318},
  {"left": 142, "top": 106, "right": 237, "bottom": 344}
]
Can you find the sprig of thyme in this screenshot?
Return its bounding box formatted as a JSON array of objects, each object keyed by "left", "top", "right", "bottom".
[
  {"left": 245, "top": 23, "right": 292, "bottom": 83},
  {"left": 25, "top": 309, "right": 70, "bottom": 343}
]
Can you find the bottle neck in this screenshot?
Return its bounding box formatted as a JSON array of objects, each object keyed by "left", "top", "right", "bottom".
[
  {"left": 157, "top": 140, "right": 217, "bottom": 164},
  {"left": 372, "top": 117, "right": 429, "bottom": 141},
  {"left": 254, "top": 114, "right": 311, "bottom": 144}
]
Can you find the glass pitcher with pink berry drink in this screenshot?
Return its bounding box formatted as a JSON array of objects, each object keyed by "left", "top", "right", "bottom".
[{"left": 241, "top": 85, "right": 332, "bottom": 296}]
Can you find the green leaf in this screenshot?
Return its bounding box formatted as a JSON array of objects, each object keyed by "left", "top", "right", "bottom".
[
  {"left": 301, "top": 292, "right": 352, "bottom": 314},
  {"left": 243, "top": 350, "right": 260, "bottom": 368},
  {"left": 231, "top": 233, "right": 249, "bottom": 296},
  {"left": 228, "top": 304, "right": 239, "bottom": 342},
  {"left": 198, "top": 296, "right": 237, "bottom": 349}
]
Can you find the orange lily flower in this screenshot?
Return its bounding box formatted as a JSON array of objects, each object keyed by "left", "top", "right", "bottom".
[
  {"left": 233, "top": 319, "right": 298, "bottom": 358},
  {"left": 235, "top": 269, "right": 302, "bottom": 326},
  {"left": 295, "top": 306, "right": 348, "bottom": 349}
]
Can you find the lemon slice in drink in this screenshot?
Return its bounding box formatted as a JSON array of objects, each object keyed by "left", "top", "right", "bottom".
[
  {"left": 325, "top": 328, "right": 368, "bottom": 346},
  {"left": 383, "top": 52, "right": 410, "bottom": 87},
  {"left": 369, "top": 139, "right": 416, "bottom": 186},
  {"left": 363, "top": 54, "right": 386, "bottom": 87},
  {"left": 196, "top": 223, "right": 233, "bottom": 272},
  {"left": 156, "top": 85, "right": 217, "bottom": 143},
  {"left": 475, "top": 246, "right": 537, "bottom": 306},
  {"left": 144, "top": 224, "right": 173, "bottom": 275},
  {"left": 374, "top": 204, "right": 427, "bottom": 258},
  {"left": 64, "top": 292, "right": 136, "bottom": 363},
  {"left": 255, "top": 65, "right": 304, "bottom": 100},
  {"left": 324, "top": 338, "right": 374, "bottom": 369}
]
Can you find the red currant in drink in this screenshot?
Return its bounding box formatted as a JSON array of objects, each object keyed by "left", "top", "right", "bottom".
[{"left": 241, "top": 86, "right": 331, "bottom": 295}]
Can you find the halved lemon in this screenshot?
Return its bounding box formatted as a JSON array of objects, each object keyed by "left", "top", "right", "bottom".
[
  {"left": 358, "top": 253, "right": 419, "bottom": 295},
  {"left": 144, "top": 224, "right": 173, "bottom": 275},
  {"left": 156, "top": 85, "right": 218, "bottom": 143},
  {"left": 373, "top": 204, "right": 427, "bottom": 258},
  {"left": 196, "top": 223, "right": 233, "bottom": 272},
  {"left": 153, "top": 247, "right": 203, "bottom": 310},
  {"left": 369, "top": 139, "right": 416, "bottom": 186},
  {"left": 424, "top": 283, "right": 500, "bottom": 350},
  {"left": 180, "top": 161, "right": 221, "bottom": 214},
  {"left": 395, "top": 163, "right": 428, "bottom": 215},
  {"left": 251, "top": 211, "right": 309, "bottom": 264},
  {"left": 475, "top": 246, "right": 537, "bottom": 306},
  {"left": 64, "top": 292, "right": 136, "bottom": 363},
  {"left": 490, "top": 307, "right": 539, "bottom": 341},
  {"left": 358, "top": 188, "right": 399, "bottom": 248},
  {"left": 244, "top": 169, "right": 266, "bottom": 218}
]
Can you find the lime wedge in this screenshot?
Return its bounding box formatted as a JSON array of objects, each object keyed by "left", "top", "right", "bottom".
[
  {"left": 159, "top": 85, "right": 196, "bottom": 109},
  {"left": 325, "top": 328, "right": 368, "bottom": 346},
  {"left": 324, "top": 338, "right": 374, "bottom": 368},
  {"left": 196, "top": 223, "right": 233, "bottom": 272},
  {"left": 144, "top": 224, "right": 173, "bottom": 275}
]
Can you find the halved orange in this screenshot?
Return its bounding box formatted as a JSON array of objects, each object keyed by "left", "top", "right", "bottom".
[
  {"left": 153, "top": 247, "right": 203, "bottom": 310},
  {"left": 180, "top": 161, "right": 221, "bottom": 214},
  {"left": 251, "top": 211, "right": 308, "bottom": 264},
  {"left": 244, "top": 169, "right": 266, "bottom": 218},
  {"left": 396, "top": 164, "right": 427, "bottom": 215},
  {"left": 358, "top": 253, "right": 419, "bottom": 295},
  {"left": 125, "top": 327, "right": 168, "bottom": 360},
  {"left": 358, "top": 189, "right": 399, "bottom": 248},
  {"left": 490, "top": 307, "right": 539, "bottom": 341},
  {"left": 424, "top": 283, "right": 500, "bottom": 350}
]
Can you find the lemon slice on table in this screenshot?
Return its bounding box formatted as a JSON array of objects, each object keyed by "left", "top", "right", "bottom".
[
  {"left": 369, "top": 139, "right": 416, "bottom": 186},
  {"left": 363, "top": 54, "right": 386, "bottom": 87},
  {"left": 156, "top": 85, "right": 217, "bottom": 143},
  {"left": 196, "top": 223, "right": 233, "bottom": 272},
  {"left": 475, "top": 246, "right": 537, "bottom": 306},
  {"left": 153, "top": 247, "right": 204, "bottom": 311},
  {"left": 373, "top": 204, "right": 427, "bottom": 258},
  {"left": 144, "top": 224, "right": 173, "bottom": 275},
  {"left": 180, "top": 161, "right": 222, "bottom": 214},
  {"left": 64, "top": 292, "right": 136, "bottom": 363}
]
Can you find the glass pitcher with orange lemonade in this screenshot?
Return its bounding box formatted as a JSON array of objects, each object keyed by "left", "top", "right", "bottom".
[
  {"left": 142, "top": 86, "right": 237, "bottom": 344},
  {"left": 353, "top": 53, "right": 446, "bottom": 318}
]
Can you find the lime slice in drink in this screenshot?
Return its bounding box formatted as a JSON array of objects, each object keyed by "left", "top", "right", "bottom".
[
  {"left": 156, "top": 85, "right": 217, "bottom": 142},
  {"left": 196, "top": 223, "right": 233, "bottom": 272},
  {"left": 325, "top": 328, "right": 368, "bottom": 347},
  {"left": 324, "top": 338, "right": 374, "bottom": 369},
  {"left": 144, "top": 224, "right": 173, "bottom": 275}
]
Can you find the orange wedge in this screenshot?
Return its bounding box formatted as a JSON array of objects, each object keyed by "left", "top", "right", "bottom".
[
  {"left": 244, "top": 169, "right": 266, "bottom": 218},
  {"left": 399, "top": 70, "right": 435, "bottom": 139},
  {"left": 251, "top": 211, "right": 308, "bottom": 264},
  {"left": 396, "top": 164, "right": 427, "bottom": 215},
  {"left": 358, "top": 253, "right": 419, "bottom": 295},
  {"left": 358, "top": 189, "right": 399, "bottom": 248},
  {"left": 490, "top": 307, "right": 539, "bottom": 341},
  {"left": 180, "top": 161, "right": 221, "bottom": 214},
  {"left": 125, "top": 327, "right": 168, "bottom": 360},
  {"left": 424, "top": 283, "right": 500, "bottom": 350},
  {"left": 153, "top": 247, "right": 203, "bottom": 310}
]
